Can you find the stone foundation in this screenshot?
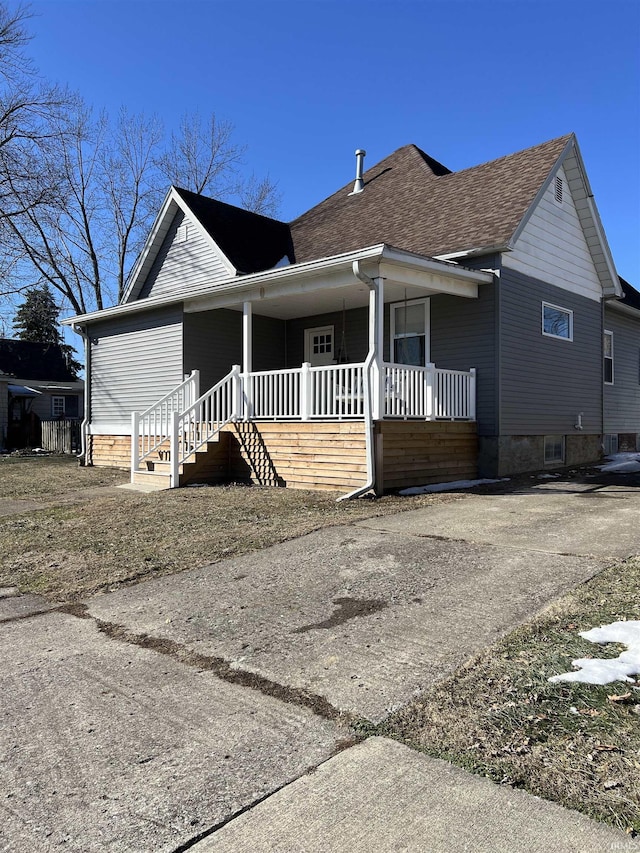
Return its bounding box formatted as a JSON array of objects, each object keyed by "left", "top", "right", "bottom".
[{"left": 479, "top": 434, "right": 602, "bottom": 478}]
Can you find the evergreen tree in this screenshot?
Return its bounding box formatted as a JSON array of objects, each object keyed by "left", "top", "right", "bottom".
[
  {"left": 12, "top": 284, "right": 59, "bottom": 343},
  {"left": 12, "top": 284, "right": 82, "bottom": 377}
]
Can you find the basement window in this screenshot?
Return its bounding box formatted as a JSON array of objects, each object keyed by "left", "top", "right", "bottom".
[
  {"left": 554, "top": 176, "right": 563, "bottom": 205},
  {"left": 544, "top": 435, "right": 565, "bottom": 465}
]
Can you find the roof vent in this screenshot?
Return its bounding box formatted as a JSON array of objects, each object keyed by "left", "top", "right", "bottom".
[
  {"left": 349, "top": 149, "right": 366, "bottom": 195},
  {"left": 554, "top": 175, "right": 563, "bottom": 205}
]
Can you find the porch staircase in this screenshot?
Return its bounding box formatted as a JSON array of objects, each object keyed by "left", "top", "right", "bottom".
[
  {"left": 131, "top": 432, "right": 231, "bottom": 489},
  {"left": 130, "top": 367, "right": 239, "bottom": 491}
]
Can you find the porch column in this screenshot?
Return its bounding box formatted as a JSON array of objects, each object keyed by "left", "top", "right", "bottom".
[
  {"left": 369, "top": 277, "right": 384, "bottom": 420},
  {"left": 242, "top": 301, "right": 253, "bottom": 419}
]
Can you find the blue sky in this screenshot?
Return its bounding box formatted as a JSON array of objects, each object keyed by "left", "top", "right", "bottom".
[{"left": 28, "top": 0, "right": 640, "bottom": 283}]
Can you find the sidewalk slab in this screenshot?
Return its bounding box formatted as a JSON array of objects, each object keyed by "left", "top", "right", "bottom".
[
  {"left": 0, "top": 611, "right": 342, "bottom": 852},
  {"left": 0, "top": 592, "right": 55, "bottom": 622},
  {"left": 87, "top": 525, "right": 602, "bottom": 722},
  {"left": 357, "top": 482, "right": 640, "bottom": 558},
  {"left": 195, "top": 736, "right": 639, "bottom": 853}
]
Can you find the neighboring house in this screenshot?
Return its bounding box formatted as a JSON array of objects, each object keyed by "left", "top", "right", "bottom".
[
  {"left": 0, "top": 340, "right": 84, "bottom": 450},
  {"left": 604, "top": 277, "right": 640, "bottom": 453},
  {"left": 63, "top": 133, "right": 626, "bottom": 495}
]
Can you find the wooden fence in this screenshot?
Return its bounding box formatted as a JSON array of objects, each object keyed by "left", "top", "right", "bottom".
[{"left": 41, "top": 419, "right": 82, "bottom": 454}]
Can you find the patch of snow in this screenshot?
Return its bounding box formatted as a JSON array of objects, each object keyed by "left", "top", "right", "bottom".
[
  {"left": 399, "top": 478, "right": 509, "bottom": 496},
  {"left": 599, "top": 452, "right": 640, "bottom": 474},
  {"left": 549, "top": 620, "right": 640, "bottom": 685},
  {"left": 536, "top": 473, "right": 561, "bottom": 479}
]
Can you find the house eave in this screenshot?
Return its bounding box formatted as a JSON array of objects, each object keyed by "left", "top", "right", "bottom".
[
  {"left": 63, "top": 244, "right": 493, "bottom": 326},
  {"left": 605, "top": 298, "right": 640, "bottom": 319}
]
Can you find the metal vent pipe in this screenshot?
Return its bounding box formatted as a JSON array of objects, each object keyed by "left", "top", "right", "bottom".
[{"left": 350, "top": 149, "right": 366, "bottom": 194}]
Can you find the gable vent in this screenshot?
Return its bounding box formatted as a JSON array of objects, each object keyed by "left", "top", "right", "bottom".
[
  {"left": 176, "top": 222, "right": 189, "bottom": 243},
  {"left": 554, "top": 176, "right": 563, "bottom": 205}
]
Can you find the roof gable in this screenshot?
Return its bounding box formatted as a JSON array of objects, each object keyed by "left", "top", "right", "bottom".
[
  {"left": 122, "top": 187, "right": 293, "bottom": 304},
  {"left": 509, "top": 136, "right": 621, "bottom": 297},
  {"left": 0, "top": 339, "right": 78, "bottom": 381}
]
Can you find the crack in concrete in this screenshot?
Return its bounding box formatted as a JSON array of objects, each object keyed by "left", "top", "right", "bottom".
[
  {"left": 93, "top": 616, "right": 358, "bottom": 724},
  {"left": 169, "top": 738, "right": 360, "bottom": 852}
]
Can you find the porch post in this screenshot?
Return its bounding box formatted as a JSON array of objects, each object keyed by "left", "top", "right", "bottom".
[
  {"left": 369, "top": 278, "right": 384, "bottom": 420},
  {"left": 242, "top": 301, "right": 253, "bottom": 420}
]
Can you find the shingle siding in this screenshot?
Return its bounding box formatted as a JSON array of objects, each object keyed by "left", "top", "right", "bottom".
[
  {"left": 604, "top": 307, "right": 640, "bottom": 434},
  {"left": 499, "top": 267, "right": 602, "bottom": 435},
  {"left": 90, "top": 306, "right": 183, "bottom": 426},
  {"left": 138, "top": 210, "right": 230, "bottom": 300}
]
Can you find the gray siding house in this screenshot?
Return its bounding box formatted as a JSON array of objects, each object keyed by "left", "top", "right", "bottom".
[
  {"left": 604, "top": 278, "right": 640, "bottom": 452},
  {"left": 64, "top": 133, "right": 627, "bottom": 494}
]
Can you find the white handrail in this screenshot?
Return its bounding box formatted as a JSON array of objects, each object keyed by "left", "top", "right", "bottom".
[
  {"left": 170, "top": 365, "right": 240, "bottom": 487},
  {"left": 131, "top": 370, "right": 199, "bottom": 482}
]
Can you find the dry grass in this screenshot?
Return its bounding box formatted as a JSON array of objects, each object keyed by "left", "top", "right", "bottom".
[
  {"left": 382, "top": 557, "right": 640, "bottom": 834},
  {"left": 0, "top": 454, "right": 126, "bottom": 499},
  {"left": 0, "top": 456, "right": 460, "bottom": 600}
]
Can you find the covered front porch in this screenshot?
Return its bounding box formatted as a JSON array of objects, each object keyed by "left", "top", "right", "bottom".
[{"left": 129, "top": 246, "right": 493, "bottom": 495}]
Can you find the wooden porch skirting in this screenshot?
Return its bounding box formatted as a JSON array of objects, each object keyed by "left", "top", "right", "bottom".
[
  {"left": 89, "top": 419, "right": 477, "bottom": 492},
  {"left": 376, "top": 421, "right": 478, "bottom": 491}
]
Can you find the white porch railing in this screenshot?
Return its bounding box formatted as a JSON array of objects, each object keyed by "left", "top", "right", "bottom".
[
  {"left": 170, "top": 365, "right": 240, "bottom": 486},
  {"left": 131, "top": 370, "right": 200, "bottom": 479},
  {"left": 131, "top": 361, "right": 476, "bottom": 487},
  {"left": 384, "top": 363, "right": 476, "bottom": 420},
  {"left": 243, "top": 362, "right": 366, "bottom": 421}
]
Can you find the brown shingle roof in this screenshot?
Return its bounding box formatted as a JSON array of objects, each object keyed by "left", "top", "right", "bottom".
[{"left": 290, "top": 135, "right": 573, "bottom": 262}]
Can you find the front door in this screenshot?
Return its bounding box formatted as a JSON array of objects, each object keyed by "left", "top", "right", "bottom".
[{"left": 304, "top": 325, "right": 335, "bottom": 366}]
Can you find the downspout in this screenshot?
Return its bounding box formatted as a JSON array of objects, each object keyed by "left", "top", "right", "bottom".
[
  {"left": 337, "top": 260, "right": 378, "bottom": 501},
  {"left": 72, "top": 323, "right": 90, "bottom": 466}
]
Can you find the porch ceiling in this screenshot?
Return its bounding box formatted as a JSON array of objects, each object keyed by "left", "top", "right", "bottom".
[{"left": 185, "top": 261, "right": 485, "bottom": 321}]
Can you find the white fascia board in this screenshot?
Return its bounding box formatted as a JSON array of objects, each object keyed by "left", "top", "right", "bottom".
[
  {"left": 434, "top": 246, "right": 510, "bottom": 261},
  {"left": 569, "top": 140, "right": 622, "bottom": 298},
  {"left": 63, "top": 243, "right": 492, "bottom": 326},
  {"left": 120, "top": 187, "right": 176, "bottom": 303},
  {"left": 120, "top": 187, "right": 237, "bottom": 304},
  {"left": 605, "top": 298, "right": 640, "bottom": 319},
  {"left": 380, "top": 246, "right": 494, "bottom": 285}
]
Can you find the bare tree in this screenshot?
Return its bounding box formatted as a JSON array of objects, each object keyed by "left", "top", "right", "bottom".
[
  {"left": 156, "top": 112, "right": 244, "bottom": 196},
  {"left": 236, "top": 172, "right": 281, "bottom": 217},
  {"left": 0, "top": 7, "right": 281, "bottom": 318}
]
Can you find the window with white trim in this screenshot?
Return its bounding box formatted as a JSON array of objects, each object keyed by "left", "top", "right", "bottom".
[
  {"left": 604, "top": 330, "right": 614, "bottom": 384},
  {"left": 542, "top": 302, "right": 573, "bottom": 341},
  {"left": 391, "top": 299, "right": 430, "bottom": 366},
  {"left": 52, "top": 396, "right": 65, "bottom": 417},
  {"left": 544, "top": 435, "right": 565, "bottom": 465}
]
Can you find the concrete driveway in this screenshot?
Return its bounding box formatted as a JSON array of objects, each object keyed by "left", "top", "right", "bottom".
[{"left": 2, "top": 474, "right": 639, "bottom": 851}]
